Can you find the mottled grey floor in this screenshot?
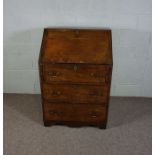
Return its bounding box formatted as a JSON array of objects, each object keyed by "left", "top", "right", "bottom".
[{"left": 4, "top": 94, "right": 152, "bottom": 155}]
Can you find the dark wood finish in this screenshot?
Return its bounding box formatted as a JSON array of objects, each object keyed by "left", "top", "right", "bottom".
[
  {"left": 40, "top": 28, "right": 112, "bottom": 64},
  {"left": 43, "top": 63, "right": 112, "bottom": 84},
  {"left": 42, "top": 83, "right": 108, "bottom": 104},
  {"left": 39, "top": 28, "right": 113, "bottom": 129},
  {"left": 44, "top": 121, "right": 106, "bottom": 128},
  {"left": 43, "top": 102, "right": 106, "bottom": 123}
]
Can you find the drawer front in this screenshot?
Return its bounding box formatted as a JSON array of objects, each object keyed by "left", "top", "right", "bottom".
[
  {"left": 43, "top": 103, "right": 106, "bottom": 123},
  {"left": 42, "top": 83, "right": 108, "bottom": 104},
  {"left": 43, "top": 64, "right": 111, "bottom": 84}
]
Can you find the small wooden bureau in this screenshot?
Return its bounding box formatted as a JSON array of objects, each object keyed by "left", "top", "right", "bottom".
[{"left": 39, "top": 28, "right": 113, "bottom": 129}]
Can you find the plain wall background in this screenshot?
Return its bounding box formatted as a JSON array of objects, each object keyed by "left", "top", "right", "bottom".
[{"left": 4, "top": 0, "right": 152, "bottom": 97}]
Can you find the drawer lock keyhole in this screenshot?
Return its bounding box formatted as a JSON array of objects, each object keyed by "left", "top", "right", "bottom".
[{"left": 74, "top": 65, "right": 78, "bottom": 71}]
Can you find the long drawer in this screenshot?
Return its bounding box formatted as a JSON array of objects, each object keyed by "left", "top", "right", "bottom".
[
  {"left": 42, "top": 83, "right": 108, "bottom": 104},
  {"left": 43, "top": 102, "right": 106, "bottom": 123},
  {"left": 43, "top": 64, "right": 112, "bottom": 84}
]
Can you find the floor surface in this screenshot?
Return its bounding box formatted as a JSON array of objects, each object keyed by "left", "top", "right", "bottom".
[{"left": 4, "top": 94, "right": 152, "bottom": 155}]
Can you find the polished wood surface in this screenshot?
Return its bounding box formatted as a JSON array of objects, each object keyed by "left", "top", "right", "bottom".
[
  {"left": 43, "top": 102, "right": 106, "bottom": 123},
  {"left": 43, "top": 64, "right": 112, "bottom": 84},
  {"left": 39, "top": 28, "right": 113, "bottom": 128},
  {"left": 42, "top": 83, "right": 108, "bottom": 104},
  {"left": 40, "top": 28, "right": 112, "bottom": 64}
]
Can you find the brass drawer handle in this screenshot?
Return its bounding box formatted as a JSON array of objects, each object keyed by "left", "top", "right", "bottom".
[
  {"left": 51, "top": 91, "right": 61, "bottom": 96},
  {"left": 89, "top": 91, "right": 103, "bottom": 96},
  {"left": 92, "top": 115, "right": 97, "bottom": 118},
  {"left": 90, "top": 111, "right": 98, "bottom": 118},
  {"left": 71, "top": 85, "right": 79, "bottom": 89},
  {"left": 48, "top": 71, "right": 60, "bottom": 77},
  {"left": 90, "top": 73, "right": 105, "bottom": 78},
  {"left": 49, "top": 110, "right": 63, "bottom": 116}
]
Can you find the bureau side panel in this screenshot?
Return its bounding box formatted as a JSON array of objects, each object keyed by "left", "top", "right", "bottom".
[
  {"left": 104, "top": 65, "right": 113, "bottom": 128},
  {"left": 39, "top": 29, "right": 48, "bottom": 124}
]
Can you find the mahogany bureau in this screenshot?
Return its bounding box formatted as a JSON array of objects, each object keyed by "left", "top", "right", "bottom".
[{"left": 39, "top": 28, "right": 113, "bottom": 129}]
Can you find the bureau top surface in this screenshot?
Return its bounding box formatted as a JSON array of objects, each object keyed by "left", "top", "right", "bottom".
[{"left": 40, "top": 28, "right": 113, "bottom": 65}]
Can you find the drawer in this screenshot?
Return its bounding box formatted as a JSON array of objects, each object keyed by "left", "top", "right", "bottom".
[
  {"left": 42, "top": 83, "right": 108, "bottom": 104},
  {"left": 43, "top": 103, "right": 106, "bottom": 123},
  {"left": 43, "top": 64, "right": 112, "bottom": 84}
]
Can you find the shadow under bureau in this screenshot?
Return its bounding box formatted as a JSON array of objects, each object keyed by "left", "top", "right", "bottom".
[{"left": 39, "top": 28, "right": 113, "bottom": 129}]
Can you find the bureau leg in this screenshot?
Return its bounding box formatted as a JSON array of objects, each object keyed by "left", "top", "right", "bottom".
[
  {"left": 44, "top": 121, "right": 51, "bottom": 127},
  {"left": 99, "top": 124, "right": 106, "bottom": 129}
]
